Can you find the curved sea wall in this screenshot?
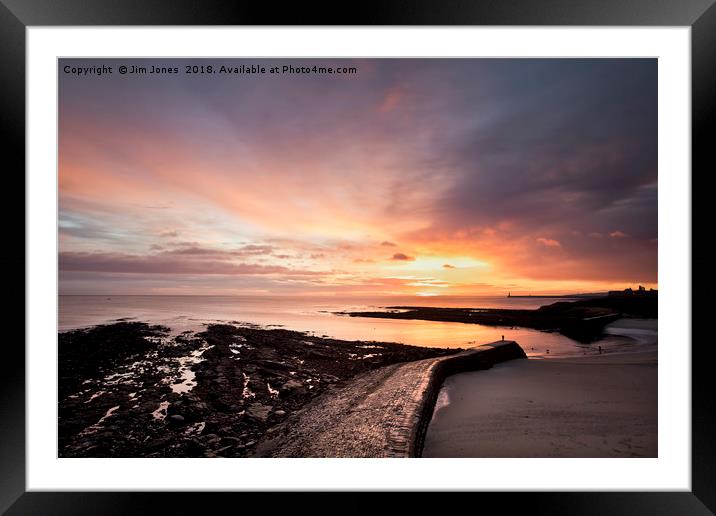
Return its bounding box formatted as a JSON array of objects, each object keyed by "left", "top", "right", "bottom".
[
  {"left": 410, "top": 340, "right": 526, "bottom": 457},
  {"left": 254, "top": 340, "right": 526, "bottom": 457}
]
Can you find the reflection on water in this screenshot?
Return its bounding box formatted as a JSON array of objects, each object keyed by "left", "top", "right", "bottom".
[{"left": 58, "top": 295, "right": 656, "bottom": 357}]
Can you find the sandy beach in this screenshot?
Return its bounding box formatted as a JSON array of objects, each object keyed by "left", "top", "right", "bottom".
[{"left": 422, "top": 350, "right": 657, "bottom": 457}]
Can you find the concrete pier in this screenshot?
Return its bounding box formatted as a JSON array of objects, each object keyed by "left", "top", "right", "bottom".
[{"left": 254, "top": 340, "right": 526, "bottom": 457}]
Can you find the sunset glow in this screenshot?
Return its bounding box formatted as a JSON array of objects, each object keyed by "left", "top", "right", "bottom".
[{"left": 59, "top": 58, "right": 657, "bottom": 296}]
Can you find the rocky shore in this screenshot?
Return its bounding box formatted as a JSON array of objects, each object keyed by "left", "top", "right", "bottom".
[{"left": 58, "top": 321, "right": 459, "bottom": 457}]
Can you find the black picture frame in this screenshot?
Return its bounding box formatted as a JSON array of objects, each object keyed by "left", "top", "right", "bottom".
[{"left": 2, "top": 1, "right": 713, "bottom": 514}]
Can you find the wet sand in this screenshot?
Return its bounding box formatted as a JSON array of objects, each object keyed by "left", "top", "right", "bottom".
[{"left": 422, "top": 351, "right": 657, "bottom": 457}]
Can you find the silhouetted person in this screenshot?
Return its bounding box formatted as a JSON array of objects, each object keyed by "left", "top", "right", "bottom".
[
  {"left": 501, "top": 335, "right": 504, "bottom": 341},
  {"left": 598, "top": 345, "right": 602, "bottom": 354}
]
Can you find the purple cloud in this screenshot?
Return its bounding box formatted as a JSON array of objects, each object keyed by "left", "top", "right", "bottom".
[{"left": 59, "top": 252, "right": 323, "bottom": 276}]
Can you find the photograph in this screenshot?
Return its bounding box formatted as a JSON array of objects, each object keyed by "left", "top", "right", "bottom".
[{"left": 58, "top": 57, "right": 658, "bottom": 459}]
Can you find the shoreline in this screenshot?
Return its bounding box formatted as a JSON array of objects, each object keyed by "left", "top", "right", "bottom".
[
  {"left": 59, "top": 321, "right": 458, "bottom": 457},
  {"left": 59, "top": 314, "right": 657, "bottom": 458}
]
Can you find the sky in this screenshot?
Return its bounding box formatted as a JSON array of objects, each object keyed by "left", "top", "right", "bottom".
[{"left": 59, "top": 58, "right": 657, "bottom": 296}]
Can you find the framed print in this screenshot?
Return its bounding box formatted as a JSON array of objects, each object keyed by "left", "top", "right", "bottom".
[{"left": 3, "top": 0, "right": 714, "bottom": 513}]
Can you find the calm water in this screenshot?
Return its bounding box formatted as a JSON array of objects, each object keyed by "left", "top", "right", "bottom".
[{"left": 58, "top": 295, "right": 655, "bottom": 357}]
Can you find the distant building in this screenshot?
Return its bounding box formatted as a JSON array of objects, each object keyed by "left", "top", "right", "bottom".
[{"left": 608, "top": 286, "right": 657, "bottom": 297}]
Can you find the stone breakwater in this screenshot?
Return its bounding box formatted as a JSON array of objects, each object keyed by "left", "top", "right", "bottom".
[{"left": 254, "top": 340, "right": 526, "bottom": 457}]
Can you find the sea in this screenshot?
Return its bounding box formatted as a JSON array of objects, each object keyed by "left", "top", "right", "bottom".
[{"left": 58, "top": 295, "right": 657, "bottom": 358}]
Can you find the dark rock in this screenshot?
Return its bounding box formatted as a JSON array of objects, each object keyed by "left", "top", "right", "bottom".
[
  {"left": 247, "top": 403, "right": 272, "bottom": 422},
  {"left": 220, "top": 436, "right": 243, "bottom": 446},
  {"left": 280, "top": 379, "right": 303, "bottom": 392},
  {"left": 168, "top": 414, "right": 185, "bottom": 424}
]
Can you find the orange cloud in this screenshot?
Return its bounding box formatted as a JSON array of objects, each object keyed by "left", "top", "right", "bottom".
[{"left": 391, "top": 253, "right": 415, "bottom": 261}]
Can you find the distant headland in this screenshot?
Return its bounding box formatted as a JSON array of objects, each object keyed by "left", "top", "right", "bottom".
[
  {"left": 507, "top": 285, "right": 656, "bottom": 299},
  {"left": 341, "top": 287, "right": 657, "bottom": 343}
]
